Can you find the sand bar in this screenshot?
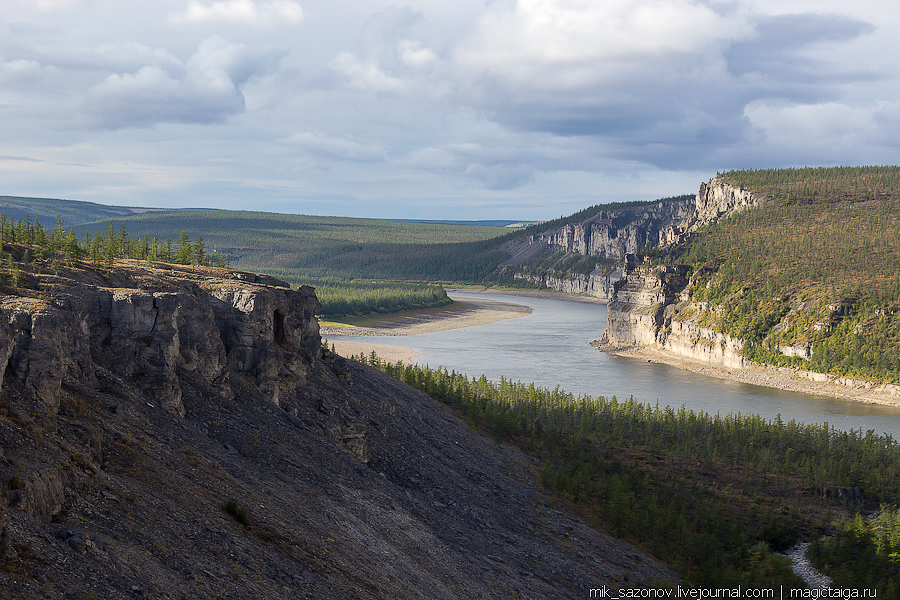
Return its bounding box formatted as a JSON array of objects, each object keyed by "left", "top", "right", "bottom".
[
  {"left": 319, "top": 296, "right": 532, "bottom": 337},
  {"left": 321, "top": 295, "right": 532, "bottom": 366},
  {"left": 327, "top": 340, "right": 420, "bottom": 365}
]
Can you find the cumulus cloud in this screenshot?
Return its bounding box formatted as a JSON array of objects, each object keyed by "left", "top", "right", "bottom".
[
  {"left": 360, "top": 6, "right": 423, "bottom": 60},
  {"left": 329, "top": 6, "right": 431, "bottom": 93},
  {"left": 422, "top": 0, "right": 884, "bottom": 172},
  {"left": 81, "top": 37, "right": 283, "bottom": 129},
  {"left": 0, "top": 57, "right": 48, "bottom": 82},
  {"left": 330, "top": 52, "right": 407, "bottom": 93},
  {"left": 398, "top": 41, "right": 438, "bottom": 69},
  {"left": 172, "top": 0, "right": 303, "bottom": 26},
  {"left": 428, "top": 0, "right": 755, "bottom": 159},
  {"left": 744, "top": 100, "right": 900, "bottom": 154},
  {"left": 453, "top": 0, "right": 746, "bottom": 89}
]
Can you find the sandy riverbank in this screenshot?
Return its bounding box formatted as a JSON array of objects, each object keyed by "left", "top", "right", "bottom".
[
  {"left": 597, "top": 343, "right": 900, "bottom": 409},
  {"left": 320, "top": 296, "right": 532, "bottom": 337},
  {"left": 321, "top": 295, "right": 532, "bottom": 366}
]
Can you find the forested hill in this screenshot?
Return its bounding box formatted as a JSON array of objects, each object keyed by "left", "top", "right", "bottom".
[
  {"left": 4, "top": 194, "right": 697, "bottom": 286},
  {"left": 663, "top": 165, "right": 900, "bottom": 382},
  {"left": 0, "top": 195, "right": 146, "bottom": 225},
  {"left": 76, "top": 198, "right": 697, "bottom": 285},
  {"left": 77, "top": 209, "right": 515, "bottom": 283}
]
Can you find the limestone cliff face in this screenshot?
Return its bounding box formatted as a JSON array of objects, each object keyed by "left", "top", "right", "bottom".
[
  {"left": 597, "top": 256, "right": 900, "bottom": 403},
  {"left": 597, "top": 257, "right": 748, "bottom": 369},
  {"left": 514, "top": 266, "right": 622, "bottom": 299},
  {"left": 542, "top": 200, "right": 693, "bottom": 258},
  {"left": 508, "top": 178, "right": 760, "bottom": 299},
  {"left": 0, "top": 264, "right": 321, "bottom": 418}
]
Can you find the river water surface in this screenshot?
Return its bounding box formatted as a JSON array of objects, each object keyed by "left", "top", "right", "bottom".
[{"left": 331, "top": 292, "right": 900, "bottom": 439}]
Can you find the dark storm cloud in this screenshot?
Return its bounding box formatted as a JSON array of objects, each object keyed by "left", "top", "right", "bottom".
[{"left": 726, "top": 13, "right": 875, "bottom": 80}]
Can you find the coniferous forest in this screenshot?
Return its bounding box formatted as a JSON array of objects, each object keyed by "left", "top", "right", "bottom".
[
  {"left": 0, "top": 214, "right": 462, "bottom": 317},
  {"left": 355, "top": 354, "right": 900, "bottom": 590}
]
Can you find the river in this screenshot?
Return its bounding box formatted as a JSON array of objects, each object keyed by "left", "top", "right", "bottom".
[{"left": 330, "top": 292, "right": 900, "bottom": 439}]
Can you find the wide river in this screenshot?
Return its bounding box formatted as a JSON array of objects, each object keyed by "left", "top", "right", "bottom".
[{"left": 332, "top": 292, "right": 900, "bottom": 439}]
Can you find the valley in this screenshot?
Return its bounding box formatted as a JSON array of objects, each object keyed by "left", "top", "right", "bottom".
[{"left": 3, "top": 165, "right": 900, "bottom": 593}]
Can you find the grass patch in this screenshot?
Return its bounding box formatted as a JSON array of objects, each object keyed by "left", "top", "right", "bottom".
[
  {"left": 224, "top": 499, "right": 250, "bottom": 527},
  {"left": 318, "top": 320, "right": 356, "bottom": 328}
]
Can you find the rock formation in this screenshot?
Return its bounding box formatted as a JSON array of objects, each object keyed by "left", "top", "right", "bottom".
[
  {"left": 0, "top": 259, "right": 671, "bottom": 598},
  {"left": 507, "top": 178, "right": 759, "bottom": 299},
  {"left": 597, "top": 245, "right": 900, "bottom": 402},
  {"left": 596, "top": 256, "right": 748, "bottom": 369}
]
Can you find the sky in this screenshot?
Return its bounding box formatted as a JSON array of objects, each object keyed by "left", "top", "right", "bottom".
[{"left": 2, "top": 0, "right": 899, "bottom": 220}]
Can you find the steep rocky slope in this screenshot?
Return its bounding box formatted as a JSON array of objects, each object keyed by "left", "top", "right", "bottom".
[
  {"left": 595, "top": 171, "right": 900, "bottom": 402},
  {"left": 0, "top": 258, "right": 671, "bottom": 599},
  {"left": 505, "top": 179, "right": 758, "bottom": 299}
]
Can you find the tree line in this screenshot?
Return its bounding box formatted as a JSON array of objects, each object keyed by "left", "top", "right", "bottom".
[
  {"left": 0, "top": 213, "right": 463, "bottom": 319},
  {"left": 0, "top": 214, "right": 228, "bottom": 269},
  {"left": 351, "top": 353, "right": 900, "bottom": 587},
  {"left": 291, "top": 276, "right": 451, "bottom": 319}
]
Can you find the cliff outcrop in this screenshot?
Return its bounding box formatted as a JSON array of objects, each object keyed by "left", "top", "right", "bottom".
[
  {"left": 0, "top": 258, "right": 671, "bottom": 598},
  {"left": 596, "top": 256, "right": 748, "bottom": 369},
  {"left": 0, "top": 265, "right": 319, "bottom": 418},
  {"left": 595, "top": 255, "right": 900, "bottom": 405},
  {"left": 507, "top": 179, "right": 759, "bottom": 299}
]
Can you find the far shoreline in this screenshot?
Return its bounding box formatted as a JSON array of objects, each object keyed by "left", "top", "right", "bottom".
[
  {"left": 596, "top": 343, "right": 900, "bottom": 410},
  {"left": 322, "top": 293, "right": 533, "bottom": 364},
  {"left": 445, "top": 286, "right": 607, "bottom": 304}
]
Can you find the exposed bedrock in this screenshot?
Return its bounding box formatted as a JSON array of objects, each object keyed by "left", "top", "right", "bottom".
[
  {"left": 508, "top": 178, "right": 759, "bottom": 299},
  {"left": 0, "top": 261, "right": 673, "bottom": 597},
  {"left": 597, "top": 256, "right": 749, "bottom": 369},
  {"left": 0, "top": 265, "right": 321, "bottom": 418}
]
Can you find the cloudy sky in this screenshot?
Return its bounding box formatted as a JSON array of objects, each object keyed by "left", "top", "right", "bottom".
[{"left": 2, "top": 0, "right": 898, "bottom": 219}]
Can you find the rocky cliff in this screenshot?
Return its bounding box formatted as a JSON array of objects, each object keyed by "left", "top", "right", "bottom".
[
  {"left": 507, "top": 179, "right": 759, "bottom": 299},
  {"left": 514, "top": 266, "right": 622, "bottom": 299},
  {"left": 596, "top": 255, "right": 900, "bottom": 404},
  {"left": 591, "top": 180, "right": 762, "bottom": 360},
  {"left": 596, "top": 256, "right": 749, "bottom": 369},
  {"left": 0, "top": 258, "right": 670, "bottom": 598},
  {"left": 0, "top": 265, "right": 319, "bottom": 419}
]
